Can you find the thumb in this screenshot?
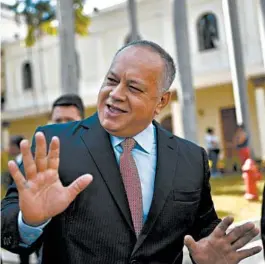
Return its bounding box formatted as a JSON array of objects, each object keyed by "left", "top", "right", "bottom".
[
  {"left": 184, "top": 235, "right": 197, "bottom": 255},
  {"left": 67, "top": 174, "right": 93, "bottom": 202}
]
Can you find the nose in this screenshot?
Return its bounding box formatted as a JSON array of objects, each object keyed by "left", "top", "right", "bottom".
[{"left": 109, "top": 82, "right": 126, "bottom": 101}]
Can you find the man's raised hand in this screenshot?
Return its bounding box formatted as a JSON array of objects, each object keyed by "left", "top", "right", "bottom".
[{"left": 8, "top": 132, "right": 93, "bottom": 226}]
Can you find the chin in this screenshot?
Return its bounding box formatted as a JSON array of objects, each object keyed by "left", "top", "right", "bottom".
[{"left": 101, "top": 119, "right": 121, "bottom": 133}]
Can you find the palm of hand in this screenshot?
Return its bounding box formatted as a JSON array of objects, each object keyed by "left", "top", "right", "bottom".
[
  {"left": 19, "top": 170, "right": 71, "bottom": 225},
  {"left": 189, "top": 236, "right": 230, "bottom": 264},
  {"left": 8, "top": 132, "right": 93, "bottom": 226},
  {"left": 184, "top": 216, "right": 261, "bottom": 264}
]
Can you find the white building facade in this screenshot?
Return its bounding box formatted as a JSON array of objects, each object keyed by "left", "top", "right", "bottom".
[{"left": 2, "top": 0, "right": 265, "bottom": 162}]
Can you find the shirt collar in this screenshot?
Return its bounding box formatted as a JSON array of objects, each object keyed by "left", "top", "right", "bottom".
[
  {"left": 16, "top": 153, "right": 22, "bottom": 164},
  {"left": 110, "top": 123, "right": 155, "bottom": 154}
]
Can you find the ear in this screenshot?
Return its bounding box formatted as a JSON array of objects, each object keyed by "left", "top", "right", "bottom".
[{"left": 154, "top": 91, "right": 171, "bottom": 115}]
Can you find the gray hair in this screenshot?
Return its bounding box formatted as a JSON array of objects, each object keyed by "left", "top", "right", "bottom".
[{"left": 115, "top": 40, "right": 176, "bottom": 92}]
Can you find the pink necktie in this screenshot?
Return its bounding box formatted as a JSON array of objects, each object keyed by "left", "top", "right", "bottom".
[{"left": 120, "top": 138, "right": 143, "bottom": 236}]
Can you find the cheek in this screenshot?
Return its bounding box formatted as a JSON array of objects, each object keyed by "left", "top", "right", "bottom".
[
  {"left": 130, "top": 100, "right": 157, "bottom": 117},
  {"left": 98, "top": 88, "right": 110, "bottom": 104}
]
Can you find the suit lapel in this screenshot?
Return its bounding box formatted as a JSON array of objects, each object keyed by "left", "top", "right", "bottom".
[
  {"left": 132, "top": 122, "right": 179, "bottom": 254},
  {"left": 79, "top": 113, "right": 134, "bottom": 232}
]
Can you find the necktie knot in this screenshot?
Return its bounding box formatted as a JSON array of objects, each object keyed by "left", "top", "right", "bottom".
[{"left": 121, "top": 138, "right": 136, "bottom": 152}]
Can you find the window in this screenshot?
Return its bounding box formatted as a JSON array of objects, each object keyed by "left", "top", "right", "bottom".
[
  {"left": 22, "top": 62, "right": 33, "bottom": 90},
  {"left": 197, "top": 13, "right": 219, "bottom": 51}
]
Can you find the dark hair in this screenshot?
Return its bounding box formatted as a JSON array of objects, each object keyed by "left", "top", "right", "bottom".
[
  {"left": 52, "top": 94, "right": 85, "bottom": 119},
  {"left": 237, "top": 124, "right": 245, "bottom": 129},
  {"left": 115, "top": 40, "right": 176, "bottom": 92},
  {"left": 206, "top": 127, "right": 214, "bottom": 134},
  {"left": 10, "top": 135, "right": 25, "bottom": 148}
]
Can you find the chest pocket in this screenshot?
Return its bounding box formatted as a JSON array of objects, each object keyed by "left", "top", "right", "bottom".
[{"left": 171, "top": 189, "right": 201, "bottom": 203}]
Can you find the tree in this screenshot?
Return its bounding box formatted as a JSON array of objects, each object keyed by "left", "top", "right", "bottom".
[{"left": 11, "top": 0, "right": 91, "bottom": 47}]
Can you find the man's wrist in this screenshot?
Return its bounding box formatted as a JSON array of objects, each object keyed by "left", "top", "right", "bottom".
[{"left": 19, "top": 212, "right": 51, "bottom": 228}]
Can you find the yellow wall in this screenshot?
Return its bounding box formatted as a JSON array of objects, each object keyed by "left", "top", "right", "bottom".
[
  {"left": 9, "top": 114, "right": 49, "bottom": 140},
  {"left": 196, "top": 82, "right": 260, "bottom": 157},
  {"left": 85, "top": 106, "right": 97, "bottom": 117},
  {"left": 8, "top": 106, "right": 97, "bottom": 141},
  {"left": 157, "top": 81, "right": 261, "bottom": 158}
]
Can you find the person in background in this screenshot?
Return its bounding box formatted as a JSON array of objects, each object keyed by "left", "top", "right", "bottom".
[
  {"left": 6, "top": 136, "right": 25, "bottom": 187},
  {"left": 7, "top": 135, "right": 31, "bottom": 264},
  {"left": 38, "top": 94, "right": 86, "bottom": 263},
  {"left": 8, "top": 135, "right": 25, "bottom": 166},
  {"left": 50, "top": 94, "right": 85, "bottom": 124},
  {"left": 233, "top": 124, "right": 251, "bottom": 166},
  {"left": 205, "top": 127, "right": 221, "bottom": 177}
]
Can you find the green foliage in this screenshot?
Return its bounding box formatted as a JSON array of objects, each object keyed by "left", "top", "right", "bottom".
[{"left": 11, "top": 0, "right": 91, "bottom": 46}]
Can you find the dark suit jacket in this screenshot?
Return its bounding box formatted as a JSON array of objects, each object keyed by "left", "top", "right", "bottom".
[{"left": 1, "top": 113, "right": 220, "bottom": 264}]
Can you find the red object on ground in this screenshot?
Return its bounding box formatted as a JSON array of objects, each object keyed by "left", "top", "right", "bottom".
[{"left": 242, "top": 158, "right": 262, "bottom": 201}]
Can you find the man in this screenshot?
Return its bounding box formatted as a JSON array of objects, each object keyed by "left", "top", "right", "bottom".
[
  {"left": 7, "top": 135, "right": 31, "bottom": 264},
  {"left": 8, "top": 135, "right": 25, "bottom": 166},
  {"left": 49, "top": 93, "right": 85, "bottom": 123},
  {"left": 205, "top": 127, "right": 221, "bottom": 177},
  {"left": 2, "top": 136, "right": 24, "bottom": 190},
  {"left": 233, "top": 124, "right": 250, "bottom": 166},
  {"left": 1, "top": 41, "right": 261, "bottom": 264},
  {"left": 41, "top": 94, "right": 86, "bottom": 262}
]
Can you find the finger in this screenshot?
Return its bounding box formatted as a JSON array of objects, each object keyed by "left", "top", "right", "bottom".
[
  {"left": 231, "top": 227, "right": 259, "bottom": 250},
  {"left": 184, "top": 235, "right": 198, "bottom": 255},
  {"left": 20, "top": 140, "right": 37, "bottom": 180},
  {"left": 227, "top": 222, "right": 256, "bottom": 244},
  {"left": 67, "top": 174, "right": 93, "bottom": 202},
  {"left": 212, "top": 216, "right": 234, "bottom": 238},
  {"left": 35, "top": 132, "right": 47, "bottom": 172},
  {"left": 47, "top": 137, "right": 60, "bottom": 170},
  {"left": 236, "top": 246, "right": 262, "bottom": 262},
  {"left": 8, "top": 161, "right": 28, "bottom": 190}
]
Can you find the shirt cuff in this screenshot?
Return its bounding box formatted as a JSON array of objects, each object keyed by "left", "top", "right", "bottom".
[{"left": 18, "top": 211, "right": 51, "bottom": 245}]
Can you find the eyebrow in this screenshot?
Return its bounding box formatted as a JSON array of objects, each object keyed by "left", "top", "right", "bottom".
[
  {"left": 108, "top": 70, "right": 146, "bottom": 88},
  {"left": 108, "top": 71, "right": 119, "bottom": 79}
]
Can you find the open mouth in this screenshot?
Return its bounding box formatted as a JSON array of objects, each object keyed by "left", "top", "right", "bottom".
[{"left": 107, "top": 104, "right": 127, "bottom": 114}]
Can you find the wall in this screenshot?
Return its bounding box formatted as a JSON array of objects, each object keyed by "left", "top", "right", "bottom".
[
  {"left": 8, "top": 106, "right": 97, "bottom": 141},
  {"left": 158, "top": 82, "right": 261, "bottom": 158},
  {"left": 3, "top": 0, "right": 264, "bottom": 119},
  {"left": 196, "top": 82, "right": 260, "bottom": 157},
  {"left": 9, "top": 114, "right": 49, "bottom": 141}
]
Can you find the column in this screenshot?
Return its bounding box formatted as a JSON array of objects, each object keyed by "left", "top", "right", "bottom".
[
  {"left": 255, "top": 87, "right": 265, "bottom": 160},
  {"left": 173, "top": 0, "right": 197, "bottom": 143},
  {"left": 57, "top": 0, "right": 78, "bottom": 94},
  {"left": 170, "top": 100, "right": 184, "bottom": 138},
  {"left": 222, "top": 0, "right": 253, "bottom": 153}
]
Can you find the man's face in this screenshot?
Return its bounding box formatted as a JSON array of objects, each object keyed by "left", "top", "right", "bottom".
[
  {"left": 51, "top": 105, "right": 82, "bottom": 124},
  {"left": 97, "top": 46, "right": 171, "bottom": 137},
  {"left": 8, "top": 143, "right": 20, "bottom": 157}
]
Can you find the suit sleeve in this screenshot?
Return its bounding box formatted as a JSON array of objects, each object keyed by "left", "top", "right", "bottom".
[
  {"left": 1, "top": 127, "right": 45, "bottom": 254},
  {"left": 189, "top": 148, "right": 221, "bottom": 241}
]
